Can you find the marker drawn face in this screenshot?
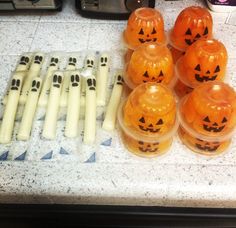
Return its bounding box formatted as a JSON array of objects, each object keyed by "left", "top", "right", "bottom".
[
  {"left": 50, "top": 57, "right": 59, "bottom": 67},
  {"left": 11, "top": 78, "right": 21, "bottom": 91},
  {"left": 100, "top": 55, "right": 108, "bottom": 67},
  {"left": 52, "top": 74, "right": 62, "bottom": 88},
  {"left": 34, "top": 55, "right": 43, "bottom": 64},
  {"left": 86, "top": 58, "right": 94, "bottom": 68},
  {"left": 31, "top": 80, "right": 41, "bottom": 92},
  {"left": 87, "top": 78, "right": 96, "bottom": 91},
  {"left": 68, "top": 57, "right": 77, "bottom": 66},
  {"left": 116, "top": 75, "right": 124, "bottom": 86},
  {"left": 137, "top": 141, "right": 159, "bottom": 153},
  {"left": 19, "top": 56, "right": 30, "bottom": 66},
  {"left": 71, "top": 74, "right": 80, "bottom": 87}
]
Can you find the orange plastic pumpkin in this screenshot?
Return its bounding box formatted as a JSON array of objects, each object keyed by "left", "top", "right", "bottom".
[
  {"left": 125, "top": 43, "right": 175, "bottom": 89},
  {"left": 123, "top": 7, "right": 166, "bottom": 50},
  {"left": 169, "top": 6, "right": 213, "bottom": 51},
  {"left": 176, "top": 39, "right": 228, "bottom": 88},
  {"left": 178, "top": 126, "right": 230, "bottom": 156},
  {"left": 179, "top": 81, "right": 236, "bottom": 137},
  {"left": 118, "top": 83, "right": 178, "bottom": 157}
]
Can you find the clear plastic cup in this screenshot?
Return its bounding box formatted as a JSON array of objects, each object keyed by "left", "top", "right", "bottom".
[
  {"left": 169, "top": 6, "right": 213, "bottom": 52},
  {"left": 176, "top": 38, "right": 228, "bottom": 88},
  {"left": 123, "top": 7, "right": 167, "bottom": 50},
  {"left": 178, "top": 81, "right": 236, "bottom": 155},
  {"left": 118, "top": 82, "right": 178, "bottom": 157},
  {"left": 124, "top": 43, "right": 176, "bottom": 89}
]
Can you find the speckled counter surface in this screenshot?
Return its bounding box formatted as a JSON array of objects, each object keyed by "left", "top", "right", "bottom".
[{"left": 0, "top": 0, "right": 236, "bottom": 208}]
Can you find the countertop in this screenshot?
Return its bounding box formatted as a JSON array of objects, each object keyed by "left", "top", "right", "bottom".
[{"left": 0, "top": 0, "right": 236, "bottom": 208}]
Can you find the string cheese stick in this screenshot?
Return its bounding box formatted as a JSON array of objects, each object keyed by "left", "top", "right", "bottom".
[
  {"left": 102, "top": 73, "right": 124, "bottom": 131},
  {"left": 80, "top": 54, "right": 96, "bottom": 108},
  {"left": 38, "top": 55, "right": 60, "bottom": 107},
  {"left": 42, "top": 71, "right": 64, "bottom": 140},
  {"left": 19, "top": 52, "right": 44, "bottom": 105},
  {"left": 17, "top": 77, "right": 42, "bottom": 141},
  {"left": 84, "top": 75, "right": 97, "bottom": 144},
  {"left": 65, "top": 71, "right": 81, "bottom": 138},
  {"left": 2, "top": 53, "right": 32, "bottom": 105},
  {"left": 60, "top": 56, "right": 77, "bottom": 108},
  {"left": 16, "top": 53, "right": 32, "bottom": 72},
  {"left": 96, "top": 53, "right": 109, "bottom": 106},
  {"left": 0, "top": 72, "right": 24, "bottom": 144}
]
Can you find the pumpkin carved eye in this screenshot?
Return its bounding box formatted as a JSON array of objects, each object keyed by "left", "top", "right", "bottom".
[
  {"left": 185, "top": 28, "right": 192, "bottom": 35},
  {"left": 203, "top": 116, "right": 210, "bottom": 122},
  {"left": 139, "top": 117, "right": 145, "bottom": 123},
  {"left": 195, "top": 64, "right": 201, "bottom": 71},
  {"left": 156, "top": 119, "right": 163, "bottom": 125},
  {"left": 214, "top": 65, "right": 220, "bottom": 73},
  {"left": 139, "top": 29, "right": 144, "bottom": 35},
  {"left": 222, "top": 117, "right": 227, "bottom": 123},
  {"left": 151, "top": 28, "right": 157, "bottom": 34},
  {"left": 203, "top": 27, "right": 208, "bottom": 36},
  {"left": 143, "top": 71, "right": 149, "bottom": 78}
]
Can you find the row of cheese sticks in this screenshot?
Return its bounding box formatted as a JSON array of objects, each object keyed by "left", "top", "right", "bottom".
[{"left": 0, "top": 52, "right": 124, "bottom": 144}]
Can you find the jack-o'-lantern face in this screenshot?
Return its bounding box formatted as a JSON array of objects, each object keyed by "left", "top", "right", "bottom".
[
  {"left": 142, "top": 70, "right": 164, "bottom": 83},
  {"left": 138, "top": 141, "right": 159, "bottom": 153},
  {"left": 125, "top": 43, "right": 174, "bottom": 89},
  {"left": 195, "top": 138, "right": 221, "bottom": 152},
  {"left": 180, "top": 82, "right": 236, "bottom": 137},
  {"left": 120, "top": 130, "right": 173, "bottom": 157},
  {"left": 183, "top": 27, "right": 209, "bottom": 46},
  {"left": 138, "top": 116, "right": 164, "bottom": 133},
  {"left": 170, "top": 6, "right": 213, "bottom": 51},
  {"left": 123, "top": 83, "right": 176, "bottom": 135},
  {"left": 193, "top": 64, "right": 220, "bottom": 82},
  {"left": 202, "top": 116, "right": 227, "bottom": 133},
  {"left": 176, "top": 39, "right": 228, "bottom": 88},
  {"left": 124, "top": 8, "right": 166, "bottom": 50},
  {"left": 178, "top": 126, "right": 230, "bottom": 155}
]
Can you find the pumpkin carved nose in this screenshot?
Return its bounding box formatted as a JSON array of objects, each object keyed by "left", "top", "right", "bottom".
[
  {"left": 213, "top": 122, "right": 218, "bottom": 126},
  {"left": 149, "top": 124, "right": 153, "bottom": 127}
]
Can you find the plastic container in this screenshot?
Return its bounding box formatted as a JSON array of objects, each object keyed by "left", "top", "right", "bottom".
[
  {"left": 178, "top": 81, "right": 236, "bottom": 156},
  {"left": 176, "top": 38, "right": 228, "bottom": 88},
  {"left": 123, "top": 7, "right": 167, "bottom": 50},
  {"left": 118, "top": 82, "right": 178, "bottom": 158},
  {"left": 169, "top": 6, "right": 213, "bottom": 52},
  {"left": 206, "top": 0, "right": 236, "bottom": 12},
  {"left": 124, "top": 43, "right": 176, "bottom": 89}
]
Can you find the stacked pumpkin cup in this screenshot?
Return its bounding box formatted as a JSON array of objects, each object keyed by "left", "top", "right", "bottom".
[
  {"left": 119, "top": 7, "right": 178, "bottom": 158},
  {"left": 168, "top": 6, "right": 236, "bottom": 156},
  {"left": 117, "top": 6, "right": 236, "bottom": 158}
]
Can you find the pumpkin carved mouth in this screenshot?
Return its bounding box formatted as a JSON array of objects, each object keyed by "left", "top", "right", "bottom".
[
  {"left": 139, "top": 38, "right": 157, "bottom": 43},
  {"left": 195, "top": 74, "right": 217, "bottom": 82},
  {"left": 203, "top": 125, "right": 225, "bottom": 132},
  {"left": 138, "top": 125, "right": 160, "bottom": 133},
  {"left": 138, "top": 141, "right": 159, "bottom": 152},
  {"left": 195, "top": 142, "right": 220, "bottom": 152}
]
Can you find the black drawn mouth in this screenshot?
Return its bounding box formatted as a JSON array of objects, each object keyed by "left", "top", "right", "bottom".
[
  {"left": 203, "top": 125, "right": 225, "bottom": 132},
  {"left": 101, "top": 64, "right": 106, "bottom": 67},
  {"left": 139, "top": 38, "right": 157, "bottom": 44},
  {"left": 72, "top": 83, "right": 78, "bottom": 87},
  {"left": 139, "top": 125, "right": 160, "bottom": 133},
  {"left": 34, "top": 61, "right": 41, "bottom": 64},
  {"left": 11, "top": 87, "right": 18, "bottom": 90},
  {"left": 138, "top": 147, "right": 158, "bottom": 152},
  {"left": 195, "top": 74, "right": 217, "bottom": 82},
  {"left": 195, "top": 143, "right": 220, "bottom": 152},
  {"left": 68, "top": 63, "right": 76, "bottom": 66},
  {"left": 53, "top": 84, "right": 60, "bottom": 88},
  {"left": 20, "top": 62, "right": 27, "bottom": 65},
  {"left": 31, "top": 88, "right": 37, "bottom": 92},
  {"left": 50, "top": 63, "right": 56, "bottom": 67}
]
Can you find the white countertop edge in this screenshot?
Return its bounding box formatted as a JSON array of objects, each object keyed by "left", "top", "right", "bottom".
[{"left": 0, "top": 161, "right": 236, "bottom": 208}]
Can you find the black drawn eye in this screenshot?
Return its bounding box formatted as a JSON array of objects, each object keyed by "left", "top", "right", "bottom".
[
  {"left": 185, "top": 28, "right": 192, "bottom": 35},
  {"left": 58, "top": 76, "right": 62, "bottom": 83},
  {"left": 151, "top": 28, "right": 157, "bottom": 34},
  {"left": 32, "top": 80, "right": 36, "bottom": 87},
  {"left": 139, "top": 117, "right": 145, "bottom": 123},
  {"left": 139, "top": 28, "right": 144, "bottom": 35},
  {"left": 36, "top": 81, "right": 40, "bottom": 88}
]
